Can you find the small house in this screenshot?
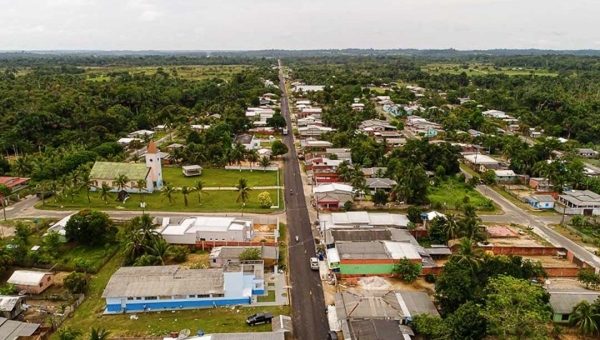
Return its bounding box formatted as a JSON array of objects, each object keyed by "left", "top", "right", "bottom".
[
  {"left": 365, "top": 178, "right": 397, "bottom": 191},
  {"left": 525, "top": 195, "right": 555, "bottom": 210},
  {"left": 128, "top": 130, "right": 155, "bottom": 139},
  {"left": 166, "top": 143, "right": 185, "bottom": 152},
  {"left": 577, "top": 148, "right": 599, "bottom": 159},
  {"left": 209, "top": 246, "right": 278, "bottom": 268},
  {"left": 0, "top": 296, "right": 24, "bottom": 319},
  {"left": 182, "top": 165, "right": 202, "bottom": 177},
  {"left": 233, "top": 134, "right": 260, "bottom": 150},
  {"left": 7, "top": 270, "right": 54, "bottom": 295},
  {"left": 529, "top": 177, "right": 553, "bottom": 192},
  {"left": 549, "top": 290, "right": 600, "bottom": 323},
  {"left": 0, "top": 177, "right": 30, "bottom": 192},
  {"left": 494, "top": 170, "right": 517, "bottom": 183}
]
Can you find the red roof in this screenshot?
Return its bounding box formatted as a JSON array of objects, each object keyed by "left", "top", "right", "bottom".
[{"left": 0, "top": 176, "right": 30, "bottom": 188}]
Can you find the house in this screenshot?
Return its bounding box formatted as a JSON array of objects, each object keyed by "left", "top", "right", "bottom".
[
  {"left": 468, "top": 129, "right": 484, "bottom": 137},
  {"left": 529, "top": 177, "right": 553, "bottom": 192},
  {"left": 258, "top": 148, "right": 272, "bottom": 158},
  {"left": 90, "top": 141, "right": 163, "bottom": 192},
  {"left": 166, "top": 143, "right": 185, "bottom": 152},
  {"left": 359, "top": 119, "right": 397, "bottom": 133},
  {"left": 158, "top": 216, "right": 254, "bottom": 244},
  {"left": 525, "top": 195, "right": 556, "bottom": 210},
  {"left": 494, "top": 170, "right": 517, "bottom": 183},
  {"left": 0, "top": 177, "right": 30, "bottom": 192},
  {"left": 293, "top": 85, "right": 325, "bottom": 93},
  {"left": 233, "top": 134, "right": 260, "bottom": 150},
  {"left": 313, "top": 183, "right": 354, "bottom": 196},
  {"left": 366, "top": 178, "right": 397, "bottom": 191},
  {"left": 0, "top": 317, "right": 40, "bottom": 340},
  {"left": 128, "top": 130, "right": 155, "bottom": 138},
  {"left": 43, "top": 213, "right": 76, "bottom": 242},
  {"left": 384, "top": 138, "right": 407, "bottom": 149},
  {"left": 298, "top": 108, "right": 323, "bottom": 118},
  {"left": 325, "top": 148, "right": 352, "bottom": 162},
  {"left": 351, "top": 103, "right": 364, "bottom": 111},
  {"left": 182, "top": 165, "right": 202, "bottom": 177},
  {"left": 529, "top": 130, "right": 542, "bottom": 138},
  {"left": 314, "top": 192, "right": 354, "bottom": 211},
  {"left": 7, "top": 270, "right": 54, "bottom": 295},
  {"left": 319, "top": 212, "right": 410, "bottom": 230},
  {"left": 549, "top": 290, "right": 600, "bottom": 323},
  {"left": 482, "top": 110, "right": 510, "bottom": 119},
  {"left": 209, "top": 246, "right": 278, "bottom": 268},
  {"left": 361, "top": 167, "right": 387, "bottom": 178},
  {"left": 165, "top": 333, "right": 285, "bottom": 340},
  {"left": 102, "top": 262, "right": 265, "bottom": 313},
  {"left": 117, "top": 138, "right": 142, "bottom": 147},
  {"left": 298, "top": 125, "right": 334, "bottom": 137},
  {"left": 462, "top": 153, "right": 502, "bottom": 171},
  {"left": 153, "top": 125, "right": 167, "bottom": 131},
  {"left": 0, "top": 296, "right": 24, "bottom": 320},
  {"left": 335, "top": 289, "right": 438, "bottom": 339},
  {"left": 327, "top": 241, "right": 422, "bottom": 275},
  {"left": 577, "top": 148, "right": 599, "bottom": 159},
  {"left": 556, "top": 190, "right": 600, "bottom": 215},
  {"left": 300, "top": 139, "right": 333, "bottom": 150},
  {"left": 191, "top": 125, "right": 211, "bottom": 131}
]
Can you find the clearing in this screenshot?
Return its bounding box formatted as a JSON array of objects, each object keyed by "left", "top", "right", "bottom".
[{"left": 162, "top": 167, "right": 280, "bottom": 188}]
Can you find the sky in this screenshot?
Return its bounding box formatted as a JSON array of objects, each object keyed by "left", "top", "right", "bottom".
[{"left": 0, "top": 0, "right": 598, "bottom": 51}]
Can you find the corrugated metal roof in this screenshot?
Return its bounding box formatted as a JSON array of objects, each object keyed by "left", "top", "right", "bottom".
[
  {"left": 7, "top": 270, "right": 51, "bottom": 286},
  {"left": 90, "top": 162, "right": 150, "bottom": 181},
  {"left": 0, "top": 297, "right": 21, "bottom": 312},
  {"left": 0, "top": 317, "right": 39, "bottom": 340},
  {"left": 337, "top": 242, "right": 389, "bottom": 260},
  {"left": 349, "top": 319, "right": 404, "bottom": 340},
  {"left": 549, "top": 290, "right": 600, "bottom": 314}
]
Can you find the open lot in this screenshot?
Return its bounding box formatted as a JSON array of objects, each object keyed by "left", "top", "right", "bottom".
[
  {"left": 428, "top": 178, "right": 498, "bottom": 212},
  {"left": 37, "top": 188, "right": 283, "bottom": 214},
  {"left": 163, "top": 167, "right": 280, "bottom": 188}
]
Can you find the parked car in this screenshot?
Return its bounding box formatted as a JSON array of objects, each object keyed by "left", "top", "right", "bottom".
[
  {"left": 310, "top": 257, "right": 319, "bottom": 270},
  {"left": 246, "top": 312, "right": 273, "bottom": 326},
  {"left": 327, "top": 331, "right": 339, "bottom": 340}
]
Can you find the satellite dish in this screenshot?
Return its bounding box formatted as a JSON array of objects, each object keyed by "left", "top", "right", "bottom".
[{"left": 178, "top": 329, "right": 191, "bottom": 339}]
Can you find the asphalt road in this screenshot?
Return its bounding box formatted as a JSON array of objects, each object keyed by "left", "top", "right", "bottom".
[
  {"left": 278, "top": 61, "right": 329, "bottom": 340},
  {"left": 460, "top": 169, "right": 600, "bottom": 268}
]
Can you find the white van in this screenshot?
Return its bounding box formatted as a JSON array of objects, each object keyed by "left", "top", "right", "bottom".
[{"left": 310, "top": 257, "right": 319, "bottom": 270}]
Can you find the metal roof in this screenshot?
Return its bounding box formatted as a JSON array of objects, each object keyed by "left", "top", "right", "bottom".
[
  {"left": 549, "top": 290, "right": 600, "bottom": 314},
  {"left": 7, "top": 270, "right": 51, "bottom": 286},
  {"left": 335, "top": 290, "right": 438, "bottom": 321},
  {"left": 526, "top": 195, "right": 556, "bottom": 203},
  {"left": 382, "top": 241, "right": 421, "bottom": 260},
  {"left": 0, "top": 297, "right": 21, "bottom": 312},
  {"left": 366, "top": 178, "right": 397, "bottom": 188},
  {"left": 102, "top": 266, "right": 224, "bottom": 298},
  {"left": 337, "top": 242, "right": 389, "bottom": 260},
  {"left": 330, "top": 229, "right": 393, "bottom": 242},
  {"left": 349, "top": 319, "right": 404, "bottom": 340},
  {"left": 90, "top": 162, "right": 150, "bottom": 181},
  {"left": 560, "top": 190, "right": 600, "bottom": 206},
  {"left": 210, "top": 246, "right": 277, "bottom": 260},
  {"left": 0, "top": 317, "right": 39, "bottom": 340}
]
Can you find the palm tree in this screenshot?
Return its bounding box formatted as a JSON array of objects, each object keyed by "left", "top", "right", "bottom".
[
  {"left": 570, "top": 300, "right": 600, "bottom": 335},
  {"left": 180, "top": 186, "right": 192, "bottom": 207},
  {"left": 161, "top": 184, "right": 177, "bottom": 206},
  {"left": 259, "top": 156, "right": 272, "bottom": 172},
  {"left": 89, "top": 327, "right": 110, "bottom": 340},
  {"left": 231, "top": 142, "right": 247, "bottom": 170},
  {"left": 130, "top": 153, "right": 141, "bottom": 163},
  {"left": 194, "top": 180, "right": 208, "bottom": 205},
  {"left": 236, "top": 178, "right": 252, "bottom": 205},
  {"left": 444, "top": 214, "right": 459, "bottom": 241},
  {"left": 57, "top": 327, "right": 82, "bottom": 340},
  {"left": 135, "top": 179, "right": 147, "bottom": 203},
  {"left": 12, "top": 156, "right": 32, "bottom": 177},
  {"left": 80, "top": 170, "right": 93, "bottom": 204},
  {"left": 451, "top": 237, "right": 484, "bottom": 271},
  {"left": 145, "top": 238, "right": 172, "bottom": 265},
  {"left": 247, "top": 149, "right": 259, "bottom": 171},
  {"left": 99, "top": 183, "right": 113, "bottom": 204},
  {"left": 113, "top": 174, "right": 129, "bottom": 191},
  {"left": 350, "top": 171, "right": 367, "bottom": 198},
  {"left": 63, "top": 184, "right": 79, "bottom": 203},
  {"left": 337, "top": 161, "right": 353, "bottom": 182},
  {"left": 121, "top": 214, "right": 158, "bottom": 265},
  {"left": 36, "top": 182, "right": 49, "bottom": 205}
]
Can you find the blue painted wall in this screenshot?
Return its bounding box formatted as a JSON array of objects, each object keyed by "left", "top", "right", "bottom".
[{"left": 106, "top": 298, "right": 250, "bottom": 313}]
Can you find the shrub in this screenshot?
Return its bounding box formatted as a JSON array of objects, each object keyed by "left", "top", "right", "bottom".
[
  {"left": 171, "top": 246, "right": 189, "bottom": 263},
  {"left": 63, "top": 272, "right": 88, "bottom": 294},
  {"left": 392, "top": 258, "right": 421, "bottom": 283},
  {"left": 425, "top": 273, "right": 436, "bottom": 283}
]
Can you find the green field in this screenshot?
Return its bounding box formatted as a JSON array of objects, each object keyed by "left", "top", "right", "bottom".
[
  {"left": 422, "top": 63, "right": 557, "bottom": 77},
  {"left": 37, "top": 188, "right": 283, "bottom": 213},
  {"left": 163, "top": 167, "right": 280, "bottom": 188},
  {"left": 428, "top": 178, "right": 497, "bottom": 212},
  {"left": 84, "top": 65, "right": 254, "bottom": 81}
]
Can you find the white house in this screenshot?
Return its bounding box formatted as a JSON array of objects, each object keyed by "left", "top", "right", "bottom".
[
  {"left": 44, "top": 213, "right": 76, "bottom": 242},
  {"left": 482, "top": 110, "right": 510, "bottom": 119},
  {"left": 128, "top": 130, "right": 155, "bottom": 138},
  {"left": 158, "top": 216, "right": 255, "bottom": 244},
  {"left": 233, "top": 134, "right": 260, "bottom": 150},
  {"left": 319, "top": 212, "right": 410, "bottom": 229}
]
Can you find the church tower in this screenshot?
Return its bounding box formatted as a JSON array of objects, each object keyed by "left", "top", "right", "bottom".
[{"left": 145, "top": 140, "right": 163, "bottom": 189}]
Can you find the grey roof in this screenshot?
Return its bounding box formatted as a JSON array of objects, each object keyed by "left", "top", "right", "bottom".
[
  {"left": 424, "top": 247, "right": 453, "bottom": 256},
  {"left": 335, "top": 290, "right": 439, "bottom": 321},
  {"left": 211, "top": 333, "right": 285, "bottom": 340},
  {"left": 549, "top": 290, "right": 600, "bottom": 314},
  {"left": 526, "top": 195, "right": 556, "bottom": 203},
  {"left": 0, "top": 297, "right": 21, "bottom": 312},
  {"left": 366, "top": 177, "right": 397, "bottom": 189},
  {"left": 399, "top": 291, "right": 440, "bottom": 316},
  {"left": 0, "top": 317, "right": 39, "bottom": 340},
  {"left": 336, "top": 242, "right": 389, "bottom": 260},
  {"left": 331, "top": 229, "right": 394, "bottom": 242},
  {"left": 349, "top": 319, "right": 404, "bottom": 340},
  {"left": 102, "top": 266, "right": 224, "bottom": 298},
  {"left": 560, "top": 190, "right": 600, "bottom": 206},
  {"left": 361, "top": 167, "right": 387, "bottom": 176},
  {"left": 578, "top": 148, "right": 598, "bottom": 154},
  {"left": 233, "top": 134, "right": 254, "bottom": 144},
  {"left": 211, "top": 246, "right": 277, "bottom": 260},
  {"left": 271, "top": 315, "right": 292, "bottom": 333}
]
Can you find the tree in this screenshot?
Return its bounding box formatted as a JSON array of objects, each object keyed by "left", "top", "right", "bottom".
[
  {"left": 412, "top": 314, "right": 451, "bottom": 340},
  {"left": 238, "top": 248, "right": 261, "bottom": 261},
  {"left": 161, "top": 184, "right": 177, "bottom": 206},
  {"left": 98, "top": 183, "right": 112, "bottom": 204},
  {"left": 63, "top": 272, "right": 88, "bottom": 294},
  {"left": 143, "top": 237, "right": 172, "bottom": 266},
  {"left": 80, "top": 170, "right": 93, "bottom": 204},
  {"left": 65, "top": 209, "right": 116, "bottom": 246},
  {"left": 407, "top": 206, "right": 422, "bottom": 223},
  {"left": 89, "top": 327, "right": 110, "bottom": 340},
  {"left": 113, "top": 173, "right": 129, "bottom": 191},
  {"left": 570, "top": 300, "right": 600, "bottom": 336},
  {"left": 482, "top": 275, "right": 551, "bottom": 339},
  {"left": 43, "top": 231, "right": 61, "bottom": 256},
  {"left": 481, "top": 170, "right": 496, "bottom": 185},
  {"left": 259, "top": 156, "right": 272, "bottom": 172},
  {"left": 36, "top": 181, "right": 50, "bottom": 205},
  {"left": 236, "top": 178, "right": 252, "bottom": 205},
  {"left": 446, "top": 301, "right": 487, "bottom": 340},
  {"left": 57, "top": 327, "right": 82, "bottom": 340},
  {"left": 258, "top": 191, "right": 273, "bottom": 208},
  {"left": 266, "top": 112, "right": 287, "bottom": 129},
  {"left": 247, "top": 149, "right": 259, "bottom": 171},
  {"left": 0, "top": 184, "right": 12, "bottom": 221},
  {"left": 428, "top": 216, "right": 449, "bottom": 245},
  {"left": 578, "top": 269, "right": 600, "bottom": 290},
  {"left": 271, "top": 140, "right": 289, "bottom": 157},
  {"left": 121, "top": 214, "right": 158, "bottom": 265},
  {"left": 14, "top": 222, "right": 31, "bottom": 245},
  {"left": 337, "top": 161, "right": 353, "bottom": 182},
  {"left": 372, "top": 189, "right": 388, "bottom": 206},
  {"left": 180, "top": 186, "right": 192, "bottom": 207},
  {"left": 451, "top": 237, "right": 484, "bottom": 271},
  {"left": 194, "top": 180, "right": 207, "bottom": 205},
  {"left": 135, "top": 179, "right": 147, "bottom": 203},
  {"left": 435, "top": 259, "right": 482, "bottom": 315},
  {"left": 392, "top": 257, "right": 420, "bottom": 282},
  {"left": 171, "top": 245, "right": 189, "bottom": 263}
]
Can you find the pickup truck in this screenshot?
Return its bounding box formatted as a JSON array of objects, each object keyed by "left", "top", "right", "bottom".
[{"left": 246, "top": 312, "right": 273, "bottom": 326}]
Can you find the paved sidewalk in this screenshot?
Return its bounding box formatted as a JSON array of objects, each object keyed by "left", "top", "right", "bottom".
[{"left": 253, "top": 272, "right": 289, "bottom": 306}]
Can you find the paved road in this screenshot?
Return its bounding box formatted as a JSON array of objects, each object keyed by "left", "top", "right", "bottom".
[
  {"left": 278, "top": 61, "right": 329, "bottom": 340},
  {"left": 460, "top": 168, "right": 600, "bottom": 268}
]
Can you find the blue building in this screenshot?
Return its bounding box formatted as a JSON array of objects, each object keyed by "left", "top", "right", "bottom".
[
  {"left": 102, "top": 262, "right": 265, "bottom": 314},
  {"left": 525, "top": 195, "right": 556, "bottom": 210}
]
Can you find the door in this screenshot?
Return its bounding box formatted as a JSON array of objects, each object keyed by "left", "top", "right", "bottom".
[{"left": 121, "top": 298, "right": 126, "bottom": 311}]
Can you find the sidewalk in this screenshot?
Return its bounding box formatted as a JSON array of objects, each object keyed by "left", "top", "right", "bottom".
[{"left": 252, "top": 272, "right": 289, "bottom": 307}]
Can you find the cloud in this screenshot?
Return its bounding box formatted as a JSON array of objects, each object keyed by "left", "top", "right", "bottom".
[{"left": 140, "top": 9, "right": 162, "bottom": 22}]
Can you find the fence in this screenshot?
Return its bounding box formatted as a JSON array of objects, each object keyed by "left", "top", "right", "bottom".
[
  {"left": 224, "top": 165, "right": 279, "bottom": 172},
  {"left": 47, "top": 294, "right": 85, "bottom": 331},
  {"left": 196, "top": 240, "right": 277, "bottom": 251}
]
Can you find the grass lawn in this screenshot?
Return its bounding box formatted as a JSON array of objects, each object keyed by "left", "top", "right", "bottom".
[
  {"left": 428, "top": 178, "right": 497, "bottom": 212},
  {"left": 257, "top": 290, "right": 276, "bottom": 303},
  {"left": 37, "top": 189, "right": 283, "bottom": 214},
  {"left": 163, "top": 167, "right": 280, "bottom": 188},
  {"left": 58, "top": 252, "right": 290, "bottom": 337}
]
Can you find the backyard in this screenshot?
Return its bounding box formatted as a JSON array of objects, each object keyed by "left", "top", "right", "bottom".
[
  {"left": 428, "top": 178, "right": 497, "bottom": 212},
  {"left": 163, "top": 167, "right": 280, "bottom": 188},
  {"left": 37, "top": 188, "right": 283, "bottom": 214}
]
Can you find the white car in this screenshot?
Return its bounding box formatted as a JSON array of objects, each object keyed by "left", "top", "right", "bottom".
[{"left": 310, "top": 257, "right": 319, "bottom": 270}]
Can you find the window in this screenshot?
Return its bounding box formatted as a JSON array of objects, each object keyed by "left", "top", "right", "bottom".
[
  {"left": 39, "top": 282, "right": 43, "bottom": 287},
  {"left": 135, "top": 297, "right": 143, "bottom": 300},
  {"left": 197, "top": 294, "right": 209, "bottom": 298},
  {"left": 145, "top": 296, "right": 158, "bottom": 300},
  {"left": 212, "top": 294, "right": 224, "bottom": 298},
  {"left": 188, "top": 295, "right": 197, "bottom": 299},
  {"left": 212, "top": 259, "right": 216, "bottom": 263},
  {"left": 561, "top": 314, "right": 570, "bottom": 321},
  {"left": 159, "top": 295, "right": 172, "bottom": 300},
  {"left": 47, "top": 277, "right": 51, "bottom": 282},
  {"left": 127, "top": 297, "right": 134, "bottom": 301}
]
